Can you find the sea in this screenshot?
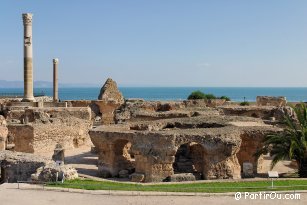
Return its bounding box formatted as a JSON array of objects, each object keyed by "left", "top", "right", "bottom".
[{"left": 0, "top": 87, "right": 307, "bottom": 102}]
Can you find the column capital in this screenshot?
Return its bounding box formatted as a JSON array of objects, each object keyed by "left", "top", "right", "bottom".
[
  {"left": 22, "top": 13, "right": 33, "bottom": 25},
  {"left": 53, "top": 58, "right": 59, "bottom": 64}
]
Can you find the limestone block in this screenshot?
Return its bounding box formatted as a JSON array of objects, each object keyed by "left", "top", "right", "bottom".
[
  {"left": 164, "top": 173, "right": 196, "bottom": 182},
  {"left": 130, "top": 173, "right": 145, "bottom": 182},
  {"left": 31, "top": 163, "right": 78, "bottom": 182}
]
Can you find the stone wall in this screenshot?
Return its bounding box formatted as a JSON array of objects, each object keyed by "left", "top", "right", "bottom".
[
  {"left": 256, "top": 96, "right": 287, "bottom": 107},
  {"left": 0, "top": 116, "right": 8, "bottom": 151},
  {"left": 7, "top": 107, "right": 92, "bottom": 153},
  {"left": 236, "top": 127, "right": 282, "bottom": 175},
  {"left": 90, "top": 113, "right": 282, "bottom": 182},
  {"left": 0, "top": 150, "right": 51, "bottom": 183},
  {"left": 24, "top": 107, "right": 91, "bottom": 121},
  {"left": 221, "top": 106, "right": 276, "bottom": 119},
  {"left": 90, "top": 129, "right": 242, "bottom": 182},
  {"left": 89, "top": 117, "right": 248, "bottom": 182},
  {"left": 115, "top": 100, "right": 222, "bottom": 123},
  {"left": 7, "top": 125, "right": 34, "bottom": 152}
]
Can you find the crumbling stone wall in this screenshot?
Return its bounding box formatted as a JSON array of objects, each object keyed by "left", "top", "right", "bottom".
[
  {"left": 0, "top": 150, "right": 51, "bottom": 183},
  {"left": 7, "top": 125, "right": 34, "bottom": 152},
  {"left": 90, "top": 114, "right": 281, "bottom": 182},
  {"left": 90, "top": 118, "right": 246, "bottom": 182},
  {"left": 221, "top": 106, "right": 276, "bottom": 119},
  {"left": 0, "top": 116, "right": 8, "bottom": 151},
  {"left": 7, "top": 107, "right": 92, "bottom": 153},
  {"left": 236, "top": 128, "right": 282, "bottom": 174},
  {"left": 256, "top": 96, "right": 287, "bottom": 107}
]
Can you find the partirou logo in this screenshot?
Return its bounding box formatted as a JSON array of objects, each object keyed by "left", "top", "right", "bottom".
[{"left": 235, "top": 192, "right": 300, "bottom": 200}]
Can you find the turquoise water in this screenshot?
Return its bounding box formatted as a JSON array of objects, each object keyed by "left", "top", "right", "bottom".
[{"left": 0, "top": 87, "right": 307, "bottom": 102}]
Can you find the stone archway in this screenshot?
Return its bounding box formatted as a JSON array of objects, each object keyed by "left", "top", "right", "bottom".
[
  {"left": 113, "top": 139, "right": 135, "bottom": 178},
  {"left": 173, "top": 142, "right": 205, "bottom": 180}
]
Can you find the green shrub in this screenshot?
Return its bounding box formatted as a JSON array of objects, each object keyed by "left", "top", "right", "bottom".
[
  {"left": 205, "top": 94, "right": 217, "bottom": 100},
  {"left": 187, "top": 91, "right": 217, "bottom": 100},
  {"left": 187, "top": 91, "right": 206, "bottom": 100},
  {"left": 240, "top": 101, "right": 250, "bottom": 106},
  {"left": 220, "top": 96, "right": 231, "bottom": 101}
]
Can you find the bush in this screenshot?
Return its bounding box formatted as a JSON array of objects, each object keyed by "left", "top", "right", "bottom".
[
  {"left": 220, "top": 96, "right": 231, "bottom": 101},
  {"left": 205, "top": 94, "right": 217, "bottom": 100},
  {"left": 240, "top": 101, "right": 250, "bottom": 106},
  {"left": 187, "top": 91, "right": 217, "bottom": 100},
  {"left": 187, "top": 91, "right": 206, "bottom": 100}
]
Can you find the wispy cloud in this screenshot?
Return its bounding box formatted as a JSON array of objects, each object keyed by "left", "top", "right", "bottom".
[{"left": 197, "top": 63, "right": 211, "bottom": 68}]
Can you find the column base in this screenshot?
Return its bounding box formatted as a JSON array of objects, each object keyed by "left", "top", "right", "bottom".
[{"left": 21, "top": 96, "right": 36, "bottom": 102}]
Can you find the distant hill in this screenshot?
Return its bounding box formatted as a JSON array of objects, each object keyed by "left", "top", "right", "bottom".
[{"left": 0, "top": 80, "right": 100, "bottom": 88}]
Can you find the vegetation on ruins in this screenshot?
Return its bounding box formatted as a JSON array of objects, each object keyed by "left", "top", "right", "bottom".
[
  {"left": 48, "top": 179, "right": 307, "bottom": 192},
  {"left": 220, "top": 96, "right": 231, "bottom": 101},
  {"left": 187, "top": 91, "right": 231, "bottom": 101},
  {"left": 187, "top": 90, "right": 210, "bottom": 99},
  {"left": 255, "top": 103, "right": 307, "bottom": 177},
  {"left": 240, "top": 101, "right": 250, "bottom": 106}
]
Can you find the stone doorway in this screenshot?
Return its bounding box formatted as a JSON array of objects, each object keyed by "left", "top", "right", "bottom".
[
  {"left": 173, "top": 142, "right": 205, "bottom": 180},
  {"left": 113, "top": 139, "right": 135, "bottom": 178}
]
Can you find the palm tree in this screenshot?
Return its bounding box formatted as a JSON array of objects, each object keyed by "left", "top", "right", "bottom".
[{"left": 255, "top": 103, "right": 307, "bottom": 177}]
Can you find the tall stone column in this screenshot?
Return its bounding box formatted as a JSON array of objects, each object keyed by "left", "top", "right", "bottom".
[
  {"left": 53, "top": 58, "right": 59, "bottom": 102},
  {"left": 22, "top": 13, "right": 35, "bottom": 102}
]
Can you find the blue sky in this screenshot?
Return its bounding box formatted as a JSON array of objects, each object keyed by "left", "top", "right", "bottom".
[{"left": 1, "top": 0, "right": 307, "bottom": 87}]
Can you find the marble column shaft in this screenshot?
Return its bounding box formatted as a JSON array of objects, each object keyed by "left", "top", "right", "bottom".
[
  {"left": 53, "top": 58, "right": 59, "bottom": 102},
  {"left": 22, "top": 13, "right": 35, "bottom": 102}
]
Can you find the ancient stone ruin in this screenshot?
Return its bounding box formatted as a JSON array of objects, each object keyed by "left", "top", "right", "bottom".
[
  {"left": 256, "top": 96, "right": 287, "bottom": 107},
  {"left": 31, "top": 163, "right": 78, "bottom": 182},
  {"left": 0, "top": 12, "right": 300, "bottom": 185},
  {"left": 90, "top": 113, "right": 280, "bottom": 182},
  {"left": 6, "top": 107, "right": 92, "bottom": 153},
  {"left": 0, "top": 150, "right": 50, "bottom": 183},
  {"left": 97, "top": 78, "right": 125, "bottom": 125},
  {"left": 0, "top": 74, "right": 295, "bottom": 184},
  {"left": 0, "top": 14, "right": 298, "bottom": 183}
]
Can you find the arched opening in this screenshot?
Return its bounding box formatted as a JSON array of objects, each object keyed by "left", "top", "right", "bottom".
[
  {"left": 113, "top": 139, "right": 135, "bottom": 178},
  {"left": 0, "top": 167, "right": 6, "bottom": 184},
  {"left": 173, "top": 142, "right": 205, "bottom": 180}
]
